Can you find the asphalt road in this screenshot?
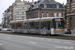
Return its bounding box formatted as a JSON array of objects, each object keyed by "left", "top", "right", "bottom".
[
  {"left": 0, "top": 33, "right": 75, "bottom": 50},
  {"left": 0, "top": 30, "right": 75, "bottom": 36}
]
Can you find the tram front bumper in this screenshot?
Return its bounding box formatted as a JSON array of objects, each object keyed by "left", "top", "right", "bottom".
[{"left": 54, "top": 31, "right": 65, "bottom": 34}]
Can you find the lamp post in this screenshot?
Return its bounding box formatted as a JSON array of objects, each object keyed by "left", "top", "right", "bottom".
[
  {"left": 22, "top": 17, "right": 24, "bottom": 29},
  {"left": 15, "top": 16, "right": 16, "bottom": 29},
  {"left": 39, "top": 8, "right": 41, "bottom": 31}
]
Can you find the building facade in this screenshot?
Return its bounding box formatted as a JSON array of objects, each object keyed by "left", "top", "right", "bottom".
[
  {"left": 26, "top": 0, "right": 65, "bottom": 19},
  {"left": 13, "top": 0, "right": 31, "bottom": 20},
  {"left": 67, "top": 0, "right": 75, "bottom": 33},
  {"left": 2, "top": 6, "right": 13, "bottom": 28},
  {"left": 67, "top": 0, "right": 75, "bottom": 29},
  {"left": 2, "top": 0, "right": 31, "bottom": 28}
]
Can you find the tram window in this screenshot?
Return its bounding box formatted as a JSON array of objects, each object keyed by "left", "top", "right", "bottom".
[
  {"left": 12, "top": 24, "right": 15, "bottom": 29},
  {"left": 41, "top": 21, "right": 52, "bottom": 30},
  {"left": 41, "top": 22, "right": 47, "bottom": 29},
  {"left": 28, "top": 23, "right": 31, "bottom": 29},
  {"left": 29, "top": 22, "right": 34, "bottom": 29},
  {"left": 46, "top": 21, "right": 50, "bottom": 30},
  {"left": 20, "top": 24, "right": 22, "bottom": 29},
  {"left": 53, "top": 21, "right": 64, "bottom": 29},
  {"left": 16, "top": 24, "right": 18, "bottom": 29},
  {"left": 34, "top": 22, "right": 39, "bottom": 29},
  {"left": 24, "top": 23, "right": 27, "bottom": 29},
  {"left": 46, "top": 21, "right": 52, "bottom": 30}
]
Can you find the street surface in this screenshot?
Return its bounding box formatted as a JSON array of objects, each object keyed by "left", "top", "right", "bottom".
[
  {"left": 0, "top": 30, "right": 75, "bottom": 36},
  {"left": 0, "top": 33, "right": 75, "bottom": 50},
  {"left": 1, "top": 30, "right": 75, "bottom": 36},
  {"left": 60, "top": 34, "right": 75, "bottom": 36}
]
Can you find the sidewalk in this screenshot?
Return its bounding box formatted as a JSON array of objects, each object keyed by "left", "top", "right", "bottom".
[
  {"left": 0, "top": 31, "right": 11, "bottom": 33},
  {"left": 60, "top": 33, "right": 75, "bottom": 36}
]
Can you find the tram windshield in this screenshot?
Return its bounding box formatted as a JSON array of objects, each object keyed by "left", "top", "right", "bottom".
[{"left": 53, "top": 20, "right": 64, "bottom": 29}]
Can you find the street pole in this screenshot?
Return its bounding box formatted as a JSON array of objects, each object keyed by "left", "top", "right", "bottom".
[
  {"left": 13, "top": 16, "right": 16, "bottom": 33},
  {"left": 22, "top": 18, "right": 24, "bottom": 29}
]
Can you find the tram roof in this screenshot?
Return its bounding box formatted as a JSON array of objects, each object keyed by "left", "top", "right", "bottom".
[{"left": 10, "top": 17, "right": 63, "bottom": 23}]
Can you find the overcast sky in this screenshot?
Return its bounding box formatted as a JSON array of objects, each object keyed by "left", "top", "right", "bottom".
[{"left": 0, "top": 0, "right": 67, "bottom": 24}]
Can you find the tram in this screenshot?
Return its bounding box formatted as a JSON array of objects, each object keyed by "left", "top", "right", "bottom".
[{"left": 11, "top": 17, "right": 65, "bottom": 35}]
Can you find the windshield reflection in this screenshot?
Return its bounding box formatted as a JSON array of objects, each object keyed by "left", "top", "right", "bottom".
[{"left": 54, "top": 21, "right": 64, "bottom": 29}]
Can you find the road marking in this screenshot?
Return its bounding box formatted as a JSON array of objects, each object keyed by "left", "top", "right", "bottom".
[
  {"left": 64, "top": 42, "right": 72, "bottom": 44},
  {"left": 34, "top": 38, "right": 39, "bottom": 39},
  {"left": 46, "top": 39, "right": 52, "bottom": 41},
  {"left": 55, "top": 41, "right": 61, "bottom": 42},
  {"left": 54, "top": 46, "right": 74, "bottom": 50},
  {"left": 25, "top": 37, "right": 29, "bottom": 38},
  {"left": 7, "top": 37, "right": 11, "bottom": 39},
  {"left": 40, "top": 38, "right": 45, "bottom": 40},
  {"left": 29, "top": 41, "right": 37, "bottom": 44},
  {"left": 29, "top": 37, "right": 33, "bottom": 38},
  {"left": 18, "top": 36, "right": 24, "bottom": 37},
  {"left": 0, "top": 44, "right": 3, "bottom": 45}
]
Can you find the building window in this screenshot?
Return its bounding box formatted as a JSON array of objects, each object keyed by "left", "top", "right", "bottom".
[
  {"left": 47, "top": 4, "right": 52, "bottom": 8},
  {"left": 39, "top": 4, "right": 44, "bottom": 8},
  {"left": 41, "top": 12, "right": 44, "bottom": 17},
  {"left": 16, "top": 12, "right": 19, "bottom": 15},
  {"left": 22, "top": 17, "right": 24, "bottom": 20},
  {"left": 15, "top": 4, "right": 16, "bottom": 5},
  {"left": 46, "top": 4, "right": 56, "bottom": 8},
  {"left": 58, "top": 13, "right": 62, "bottom": 17},
  {"left": 16, "top": 17, "right": 19, "bottom": 19},
  {"left": 52, "top": 4, "right": 56, "bottom": 8},
  {"left": 59, "top": 4, "right": 64, "bottom": 8},
  {"left": 22, "top": 7, "right": 24, "bottom": 10},
  {"left": 57, "top": 4, "right": 59, "bottom": 9},
  {"left": 54, "top": 12, "right": 57, "bottom": 17},
  {"left": 70, "top": 0, "right": 72, "bottom": 12},
  {"left": 15, "top": 7, "right": 19, "bottom": 10},
  {"left": 46, "top": 12, "right": 49, "bottom": 17},
  {"left": 70, "top": 17, "right": 72, "bottom": 28},
  {"left": 22, "top": 12, "right": 24, "bottom": 15}
]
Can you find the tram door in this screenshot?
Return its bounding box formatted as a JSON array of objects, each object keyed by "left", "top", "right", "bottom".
[
  {"left": 47, "top": 21, "right": 52, "bottom": 34},
  {"left": 47, "top": 21, "right": 51, "bottom": 30}
]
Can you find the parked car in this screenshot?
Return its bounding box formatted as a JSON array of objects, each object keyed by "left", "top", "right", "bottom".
[
  {"left": 0, "top": 27, "right": 2, "bottom": 31},
  {"left": 65, "top": 29, "right": 71, "bottom": 34},
  {"left": 0, "top": 28, "right": 2, "bottom": 31},
  {"left": 2, "top": 28, "right": 7, "bottom": 31}
]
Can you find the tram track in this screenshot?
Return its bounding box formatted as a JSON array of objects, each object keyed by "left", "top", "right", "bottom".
[{"left": 0, "top": 31, "right": 75, "bottom": 40}]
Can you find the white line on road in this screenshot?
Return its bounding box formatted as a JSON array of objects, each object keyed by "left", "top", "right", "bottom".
[
  {"left": 0, "top": 44, "right": 3, "bottom": 46},
  {"left": 54, "top": 46, "right": 74, "bottom": 50},
  {"left": 63, "top": 42, "right": 72, "bottom": 44},
  {"left": 29, "top": 41, "right": 37, "bottom": 44},
  {"left": 6, "top": 37, "right": 11, "bottom": 39},
  {"left": 40, "top": 38, "right": 45, "bottom": 40},
  {"left": 29, "top": 37, "right": 33, "bottom": 38},
  {"left": 34, "top": 38, "right": 39, "bottom": 39},
  {"left": 46, "top": 39, "right": 52, "bottom": 41},
  {"left": 55, "top": 41, "right": 61, "bottom": 42}
]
